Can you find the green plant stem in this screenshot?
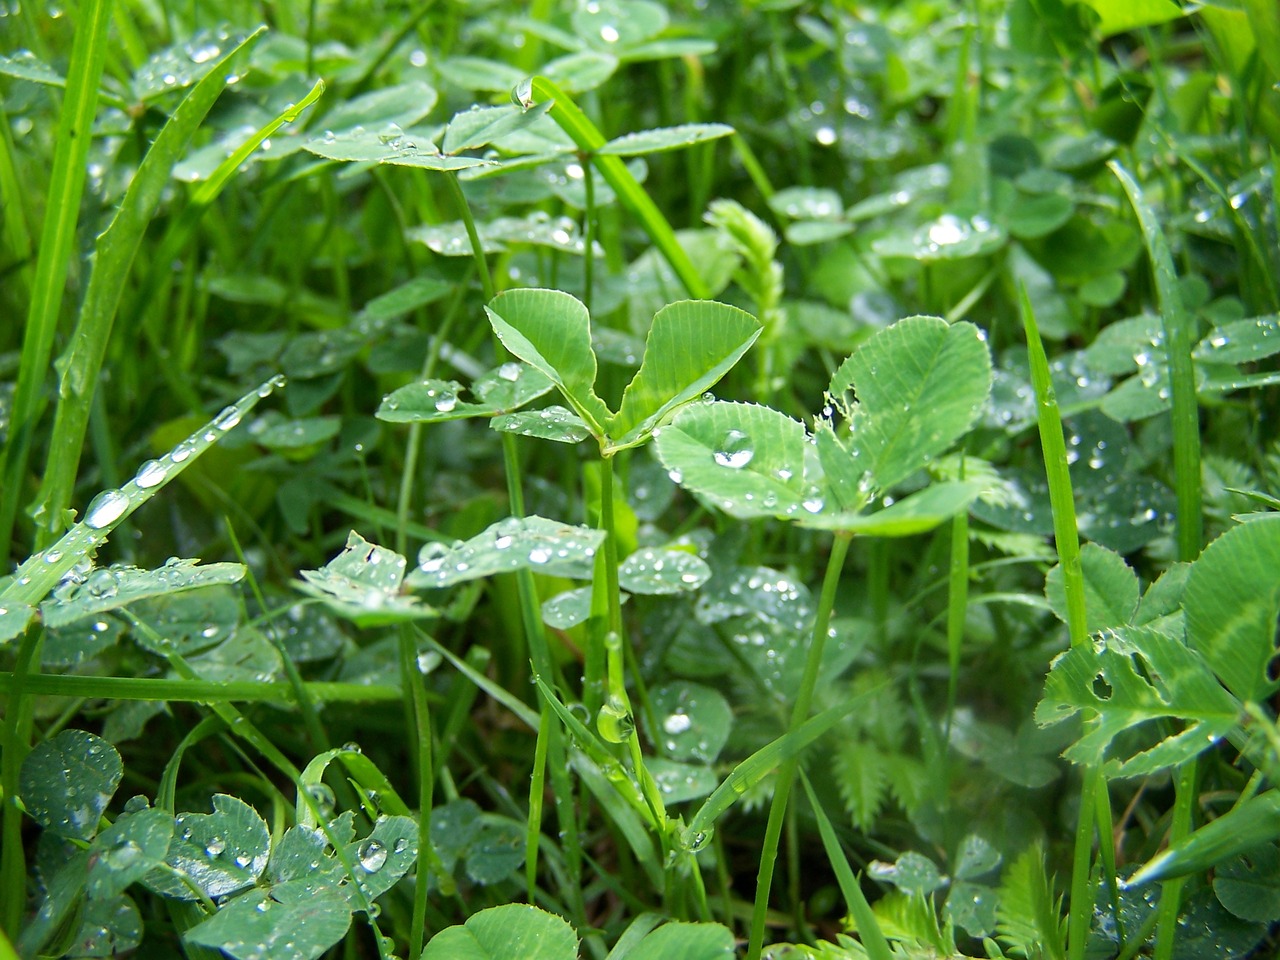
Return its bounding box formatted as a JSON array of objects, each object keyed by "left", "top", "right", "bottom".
[
  {"left": 398, "top": 624, "right": 434, "bottom": 960},
  {"left": 945, "top": 467, "right": 970, "bottom": 732},
  {"left": 0, "top": 628, "right": 42, "bottom": 938},
  {"left": 0, "top": 0, "right": 114, "bottom": 566},
  {"left": 1153, "top": 761, "right": 1197, "bottom": 960},
  {"left": 0, "top": 671, "right": 403, "bottom": 703},
  {"left": 747, "top": 531, "right": 853, "bottom": 960},
  {"left": 527, "top": 76, "right": 709, "bottom": 299}
]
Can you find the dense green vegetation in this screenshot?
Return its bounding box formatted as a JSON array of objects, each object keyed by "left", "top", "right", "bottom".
[{"left": 3, "top": 0, "right": 1280, "bottom": 958}]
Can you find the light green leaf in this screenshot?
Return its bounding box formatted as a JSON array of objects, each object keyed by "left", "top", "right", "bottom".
[
  {"left": 407, "top": 517, "right": 605, "bottom": 589},
  {"left": 646, "top": 759, "right": 719, "bottom": 805},
  {"left": 0, "top": 602, "right": 36, "bottom": 643},
  {"left": 144, "top": 795, "right": 270, "bottom": 900},
  {"left": 618, "top": 548, "right": 711, "bottom": 594},
  {"left": 770, "top": 187, "right": 845, "bottom": 221},
  {"left": 377, "top": 364, "right": 555, "bottom": 423},
  {"left": 343, "top": 815, "right": 418, "bottom": 901},
  {"left": 626, "top": 922, "right": 736, "bottom": 960},
  {"left": 492, "top": 406, "right": 593, "bottom": 443},
  {"left": 463, "top": 816, "right": 526, "bottom": 885},
  {"left": 246, "top": 413, "right": 341, "bottom": 449},
  {"left": 20, "top": 730, "right": 122, "bottom": 841},
  {"left": 420, "top": 903, "right": 578, "bottom": 960},
  {"left": 296, "top": 532, "right": 432, "bottom": 626},
  {"left": 654, "top": 401, "right": 810, "bottom": 519},
  {"left": 1035, "top": 625, "right": 1240, "bottom": 776},
  {"left": 869, "top": 851, "right": 945, "bottom": 895},
  {"left": 610, "top": 300, "right": 761, "bottom": 449},
  {"left": 799, "top": 481, "right": 987, "bottom": 536},
  {"left": 486, "top": 288, "right": 613, "bottom": 434},
  {"left": 571, "top": 0, "right": 669, "bottom": 48},
  {"left": 598, "top": 123, "right": 734, "bottom": 156},
  {"left": 322, "top": 81, "right": 439, "bottom": 137},
  {"left": 830, "top": 316, "right": 992, "bottom": 492},
  {"left": 542, "top": 586, "right": 596, "bottom": 629},
  {"left": 185, "top": 881, "right": 352, "bottom": 960},
  {"left": 443, "top": 102, "right": 554, "bottom": 154},
  {"left": 871, "top": 215, "right": 1006, "bottom": 262},
  {"left": 87, "top": 807, "right": 174, "bottom": 900},
  {"left": 436, "top": 56, "right": 525, "bottom": 93},
  {"left": 1194, "top": 314, "right": 1280, "bottom": 365},
  {"left": 1078, "top": 0, "right": 1184, "bottom": 37},
  {"left": 542, "top": 51, "right": 619, "bottom": 93},
  {"left": 1044, "top": 542, "right": 1140, "bottom": 633},
  {"left": 645, "top": 681, "right": 732, "bottom": 763},
  {"left": 1184, "top": 515, "right": 1280, "bottom": 702}
]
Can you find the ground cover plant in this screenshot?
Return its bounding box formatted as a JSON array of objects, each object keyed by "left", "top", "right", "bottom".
[{"left": 2, "top": 0, "right": 1280, "bottom": 958}]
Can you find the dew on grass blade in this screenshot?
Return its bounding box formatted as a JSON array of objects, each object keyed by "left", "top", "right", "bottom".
[{"left": 83, "top": 489, "right": 130, "bottom": 529}]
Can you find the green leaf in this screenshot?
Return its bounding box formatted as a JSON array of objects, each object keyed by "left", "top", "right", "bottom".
[
  {"left": 653, "top": 401, "right": 810, "bottom": 519},
  {"left": 20, "top": 729, "right": 122, "bottom": 841},
  {"left": 835, "top": 741, "right": 891, "bottom": 831},
  {"left": 184, "top": 882, "right": 352, "bottom": 960},
  {"left": 830, "top": 316, "right": 992, "bottom": 492},
  {"left": 1035, "top": 625, "right": 1240, "bottom": 776},
  {"left": 1127, "top": 791, "right": 1280, "bottom": 887},
  {"left": 571, "top": 0, "right": 669, "bottom": 48},
  {"left": 871, "top": 214, "right": 1006, "bottom": 262},
  {"left": 626, "top": 922, "right": 736, "bottom": 960},
  {"left": 344, "top": 815, "right": 418, "bottom": 900},
  {"left": 1044, "top": 542, "right": 1140, "bottom": 633},
  {"left": 598, "top": 123, "right": 735, "bottom": 156},
  {"left": 995, "top": 843, "right": 1065, "bottom": 960},
  {"left": 406, "top": 517, "right": 605, "bottom": 589},
  {"left": 323, "top": 81, "right": 439, "bottom": 138},
  {"left": 486, "top": 288, "right": 613, "bottom": 435},
  {"left": 463, "top": 816, "right": 526, "bottom": 885},
  {"left": 443, "top": 102, "right": 554, "bottom": 154},
  {"left": 1214, "top": 843, "right": 1280, "bottom": 922},
  {"left": 610, "top": 300, "right": 761, "bottom": 449},
  {"left": 71, "top": 893, "right": 144, "bottom": 957},
  {"left": 296, "top": 531, "right": 433, "bottom": 626},
  {"left": 1183, "top": 514, "right": 1280, "bottom": 702},
  {"left": 542, "top": 586, "right": 596, "bottom": 629},
  {"left": 1078, "top": 0, "right": 1184, "bottom": 37},
  {"left": 491, "top": 406, "right": 593, "bottom": 444},
  {"left": 246, "top": 413, "right": 341, "bottom": 449},
  {"left": 955, "top": 835, "right": 1002, "bottom": 881},
  {"left": 40, "top": 559, "right": 244, "bottom": 629},
  {"left": 645, "top": 681, "right": 733, "bottom": 763},
  {"left": 144, "top": 795, "right": 270, "bottom": 900},
  {"left": 798, "top": 481, "right": 987, "bottom": 536},
  {"left": 646, "top": 759, "right": 719, "bottom": 805},
  {"left": 618, "top": 548, "right": 712, "bottom": 594},
  {"left": 87, "top": 807, "right": 174, "bottom": 900},
  {"left": 1194, "top": 315, "right": 1280, "bottom": 365},
  {"left": 869, "top": 851, "right": 946, "bottom": 896},
  {"left": 420, "top": 903, "right": 579, "bottom": 960},
  {"left": 0, "top": 602, "right": 36, "bottom": 643}
]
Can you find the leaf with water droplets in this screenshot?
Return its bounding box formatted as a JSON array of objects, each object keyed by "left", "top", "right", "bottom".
[
  {"left": 491, "top": 406, "right": 593, "bottom": 443},
  {"left": 184, "top": 880, "right": 352, "bottom": 960},
  {"left": 571, "top": 0, "right": 669, "bottom": 48},
  {"left": 869, "top": 851, "right": 946, "bottom": 895},
  {"left": 87, "top": 807, "right": 174, "bottom": 900},
  {"left": 541, "top": 50, "right": 619, "bottom": 92},
  {"left": 20, "top": 730, "right": 122, "bottom": 841},
  {"left": 799, "top": 481, "right": 988, "bottom": 536},
  {"left": 644, "top": 759, "right": 719, "bottom": 805},
  {"left": 609, "top": 300, "right": 761, "bottom": 450},
  {"left": 0, "top": 50, "right": 66, "bottom": 87},
  {"left": 143, "top": 795, "right": 270, "bottom": 900},
  {"left": 1194, "top": 314, "right": 1280, "bottom": 365},
  {"left": 830, "top": 316, "right": 992, "bottom": 493},
  {"left": 420, "top": 903, "right": 579, "bottom": 960},
  {"left": 342, "top": 815, "right": 417, "bottom": 901},
  {"left": 541, "top": 586, "right": 596, "bottom": 629},
  {"left": 443, "top": 102, "right": 554, "bottom": 154},
  {"left": 40, "top": 560, "right": 244, "bottom": 634},
  {"left": 246, "top": 412, "right": 340, "bottom": 449},
  {"left": 598, "top": 123, "right": 734, "bottom": 157},
  {"left": 645, "top": 681, "right": 732, "bottom": 763},
  {"left": 872, "top": 214, "right": 1006, "bottom": 261},
  {"left": 654, "top": 401, "right": 809, "bottom": 519},
  {"left": 296, "top": 531, "right": 432, "bottom": 626},
  {"left": 0, "top": 601, "right": 36, "bottom": 643},
  {"left": 486, "top": 288, "right": 613, "bottom": 436},
  {"left": 1035, "top": 624, "right": 1239, "bottom": 776},
  {"left": 407, "top": 517, "right": 605, "bottom": 589},
  {"left": 618, "top": 548, "right": 711, "bottom": 594}
]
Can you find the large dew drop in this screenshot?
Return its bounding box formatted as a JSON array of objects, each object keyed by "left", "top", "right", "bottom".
[
  {"left": 713, "top": 429, "right": 754, "bottom": 469},
  {"left": 83, "top": 489, "right": 130, "bottom": 529},
  {"left": 358, "top": 839, "right": 388, "bottom": 873}
]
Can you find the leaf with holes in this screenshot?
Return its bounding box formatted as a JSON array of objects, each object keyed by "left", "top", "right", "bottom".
[{"left": 296, "top": 532, "right": 432, "bottom": 626}]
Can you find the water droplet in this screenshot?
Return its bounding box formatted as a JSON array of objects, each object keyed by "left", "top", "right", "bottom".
[
  {"left": 84, "top": 489, "right": 129, "bottom": 529},
  {"left": 713, "top": 429, "right": 754, "bottom": 469},
  {"left": 498, "top": 362, "right": 522, "bottom": 382},
  {"left": 597, "top": 697, "right": 634, "bottom": 743},
  {"left": 358, "top": 839, "right": 388, "bottom": 872},
  {"left": 134, "top": 459, "right": 167, "bottom": 489},
  {"left": 205, "top": 836, "right": 226, "bottom": 856},
  {"left": 663, "top": 712, "right": 692, "bottom": 735}
]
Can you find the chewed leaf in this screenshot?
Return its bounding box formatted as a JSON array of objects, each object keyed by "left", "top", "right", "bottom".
[
  {"left": 1035, "top": 625, "right": 1240, "bottom": 777},
  {"left": 1184, "top": 514, "right": 1280, "bottom": 703},
  {"left": 830, "top": 316, "right": 992, "bottom": 492},
  {"left": 20, "top": 729, "right": 122, "bottom": 841},
  {"left": 486, "top": 288, "right": 612, "bottom": 435},
  {"left": 618, "top": 548, "right": 711, "bottom": 594},
  {"left": 654, "top": 401, "right": 810, "bottom": 519},
  {"left": 0, "top": 602, "right": 36, "bottom": 643},
  {"left": 597, "top": 123, "right": 735, "bottom": 156},
  {"left": 41, "top": 559, "right": 245, "bottom": 629},
  {"left": 491, "top": 406, "right": 592, "bottom": 443},
  {"left": 144, "top": 795, "right": 270, "bottom": 900},
  {"left": 610, "top": 300, "right": 761, "bottom": 450},
  {"left": 297, "top": 532, "right": 432, "bottom": 625},
  {"left": 407, "top": 517, "right": 605, "bottom": 589}
]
